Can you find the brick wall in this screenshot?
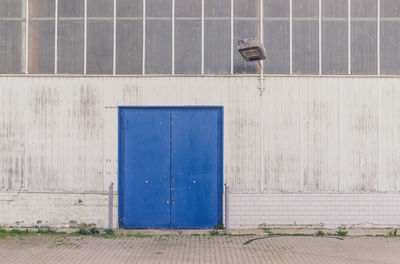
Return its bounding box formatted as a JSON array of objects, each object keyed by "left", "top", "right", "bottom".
[
  {"left": 227, "top": 193, "right": 400, "bottom": 229},
  {"left": 2, "top": 192, "right": 400, "bottom": 229}
]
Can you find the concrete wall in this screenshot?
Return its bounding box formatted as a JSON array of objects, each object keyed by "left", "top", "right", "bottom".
[
  {"left": 1, "top": 76, "right": 400, "bottom": 228},
  {"left": 0, "top": 192, "right": 118, "bottom": 228}
]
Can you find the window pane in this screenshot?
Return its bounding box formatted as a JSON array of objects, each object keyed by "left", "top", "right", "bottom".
[
  {"left": 381, "top": 0, "right": 400, "bottom": 17},
  {"left": 57, "top": 21, "right": 84, "bottom": 74},
  {"left": 264, "top": 0, "right": 290, "bottom": 74},
  {"left": 175, "top": 20, "right": 201, "bottom": 74},
  {"left": 321, "top": 0, "right": 348, "bottom": 74},
  {"left": 174, "top": 0, "right": 201, "bottom": 74},
  {"left": 117, "top": 0, "right": 142, "bottom": 17},
  {"left": 147, "top": 0, "right": 172, "bottom": 18},
  {"left": 0, "top": 0, "right": 25, "bottom": 74},
  {"left": 87, "top": 0, "right": 113, "bottom": 17},
  {"left": 264, "top": 21, "right": 290, "bottom": 74},
  {"left": 204, "top": 0, "right": 230, "bottom": 74},
  {"left": 29, "top": 0, "right": 55, "bottom": 18},
  {"left": 58, "top": 0, "right": 84, "bottom": 17},
  {"left": 293, "top": 0, "right": 319, "bottom": 74},
  {"left": 28, "top": 0, "right": 55, "bottom": 74},
  {"left": 145, "top": 20, "right": 172, "bottom": 74},
  {"left": 264, "top": 0, "right": 289, "bottom": 18},
  {"left": 322, "top": 0, "right": 347, "bottom": 18},
  {"left": 351, "top": 0, "right": 376, "bottom": 18},
  {"left": 0, "top": 0, "right": 25, "bottom": 17},
  {"left": 234, "top": 0, "right": 260, "bottom": 74},
  {"left": 28, "top": 21, "right": 55, "bottom": 73},
  {"left": 205, "top": 0, "right": 230, "bottom": 17},
  {"left": 0, "top": 21, "right": 26, "bottom": 73},
  {"left": 204, "top": 20, "right": 231, "bottom": 74},
  {"left": 235, "top": 0, "right": 259, "bottom": 17},
  {"left": 351, "top": 0, "right": 377, "bottom": 74},
  {"left": 87, "top": 0, "right": 113, "bottom": 74},
  {"left": 116, "top": 20, "right": 143, "bottom": 74},
  {"left": 87, "top": 21, "right": 113, "bottom": 74},
  {"left": 145, "top": 0, "right": 172, "bottom": 74},
  {"left": 175, "top": 0, "right": 201, "bottom": 17},
  {"left": 380, "top": 0, "right": 400, "bottom": 75}
]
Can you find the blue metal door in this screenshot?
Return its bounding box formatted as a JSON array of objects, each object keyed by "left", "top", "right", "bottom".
[
  {"left": 119, "top": 109, "right": 171, "bottom": 228},
  {"left": 119, "top": 107, "right": 223, "bottom": 229},
  {"left": 171, "top": 110, "right": 223, "bottom": 228}
]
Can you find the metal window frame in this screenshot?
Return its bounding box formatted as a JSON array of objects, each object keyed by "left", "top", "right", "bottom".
[
  {"left": 289, "top": 0, "right": 293, "bottom": 74},
  {"left": 172, "top": 0, "right": 175, "bottom": 74},
  {"left": 55, "top": 0, "right": 58, "bottom": 74},
  {"left": 348, "top": 0, "right": 351, "bottom": 74},
  {"left": 113, "top": 0, "right": 116, "bottom": 75},
  {"left": 21, "top": 0, "right": 384, "bottom": 77},
  {"left": 377, "top": 0, "right": 380, "bottom": 75},
  {"left": 25, "top": 0, "right": 29, "bottom": 74},
  {"left": 84, "top": 0, "right": 87, "bottom": 75}
]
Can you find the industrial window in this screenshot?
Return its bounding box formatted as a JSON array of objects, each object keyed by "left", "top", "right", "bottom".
[
  {"left": 204, "top": 0, "right": 231, "bottom": 74},
  {"left": 145, "top": 0, "right": 172, "bottom": 74},
  {"left": 380, "top": 0, "right": 400, "bottom": 75},
  {"left": 86, "top": 0, "right": 113, "bottom": 74},
  {"left": 233, "top": 0, "right": 260, "bottom": 73},
  {"left": 174, "top": 0, "right": 201, "bottom": 74},
  {"left": 263, "top": 0, "right": 290, "bottom": 74},
  {"left": 28, "top": 0, "right": 55, "bottom": 74},
  {"left": 321, "top": 0, "right": 348, "bottom": 74},
  {"left": 0, "top": 0, "right": 400, "bottom": 76},
  {"left": 351, "top": 0, "right": 377, "bottom": 75},
  {"left": 292, "top": 0, "right": 319, "bottom": 74},
  {"left": 57, "top": 0, "right": 84, "bottom": 74},
  {"left": 116, "top": 0, "right": 143, "bottom": 74},
  {"left": 0, "top": 0, "right": 26, "bottom": 74}
]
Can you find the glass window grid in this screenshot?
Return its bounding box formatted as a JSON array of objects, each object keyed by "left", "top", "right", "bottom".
[{"left": 0, "top": 0, "right": 395, "bottom": 76}]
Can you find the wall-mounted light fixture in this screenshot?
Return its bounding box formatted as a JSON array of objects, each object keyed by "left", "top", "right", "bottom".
[{"left": 237, "top": 38, "right": 266, "bottom": 96}]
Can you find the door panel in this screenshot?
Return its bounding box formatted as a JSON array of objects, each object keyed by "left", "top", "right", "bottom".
[
  {"left": 121, "top": 109, "right": 171, "bottom": 228},
  {"left": 170, "top": 110, "right": 221, "bottom": 228}
]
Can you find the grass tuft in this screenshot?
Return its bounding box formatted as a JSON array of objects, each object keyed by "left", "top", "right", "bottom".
[
  {"left": 89, "top": 227, "right": 99, "bottom": 234},
  {"left": 209, "top": 230, "right": 219, "bottom": 236},
  {"left": 104, "top": 228, "right": 114, "bottom": 235},
  {"left": 37, "top": 227, "right": 58, "bottom": 234},
  {"left": 336, "top": 230, "right": 348, "bottom": 237},
  {"left": 388, "top": 228, "right": 398, "bottom": 237}
]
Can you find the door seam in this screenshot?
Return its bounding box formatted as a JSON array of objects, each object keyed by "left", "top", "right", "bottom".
[{"left": 169, "top": 111, "right": 172, "bottom": 229}]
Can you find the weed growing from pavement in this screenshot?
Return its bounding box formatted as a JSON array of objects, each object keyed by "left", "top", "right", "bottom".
[
  {"left": 37, "top": 227, "right": 61, "bottom": 235},
  {"left": 388, "top": 228, "right": 398, "bottom": 237},
  {"left": 104, "top": 228, "right": 114, "bottom": 235},
  {"left": 336, "top": 230, "right": 348, "bottom": 237},
  {"left": 125, "top": 233, "right": 153, "bottom": 238}
]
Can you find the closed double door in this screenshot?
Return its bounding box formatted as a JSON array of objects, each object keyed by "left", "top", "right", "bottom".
[{"left": 119, "top": 107, "right": 223, "bottom": 228}]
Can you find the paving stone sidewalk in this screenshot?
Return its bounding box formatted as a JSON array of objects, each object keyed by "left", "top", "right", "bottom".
[{"left": 1, "top": 234, "right": 400, "bottom": 264}]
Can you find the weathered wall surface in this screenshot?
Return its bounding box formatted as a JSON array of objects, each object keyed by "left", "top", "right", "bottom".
[
  {"left": 0, "top": 192, "right": 118, "bottom": 228},
  {"left": 1, "top": 75, "right": 400, "bottom": 228},
  {"left": 1, "top": 76, "right": 400, "bottom": 194}
]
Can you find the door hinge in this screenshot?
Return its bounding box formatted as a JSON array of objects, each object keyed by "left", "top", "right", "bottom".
[{"left": 120, "top": 218, "right": 125, "bottom": 227}]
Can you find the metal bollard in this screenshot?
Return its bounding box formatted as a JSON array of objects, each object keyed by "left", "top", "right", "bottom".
[
  {"left": 225, "top": 184, "right": 229, "bottom": 234},
  {"left": 109, "top": 183, "right": 113, "bottom": 229}
]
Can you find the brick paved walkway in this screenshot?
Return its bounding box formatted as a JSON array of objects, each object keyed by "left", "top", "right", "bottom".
[{"left": 1, "top": 234, "right": 400, "bottom": 263}]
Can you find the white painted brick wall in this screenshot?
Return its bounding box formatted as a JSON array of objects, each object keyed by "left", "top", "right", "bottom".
[
  {"left": 0, "top": 192, "right": 118, "bottom": 228},
  {"left": 227, "top": 193, "right": 400, "bottom": 229},
  {"left": 2, "top": 192, "right": 400, "bottom": 230}
]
